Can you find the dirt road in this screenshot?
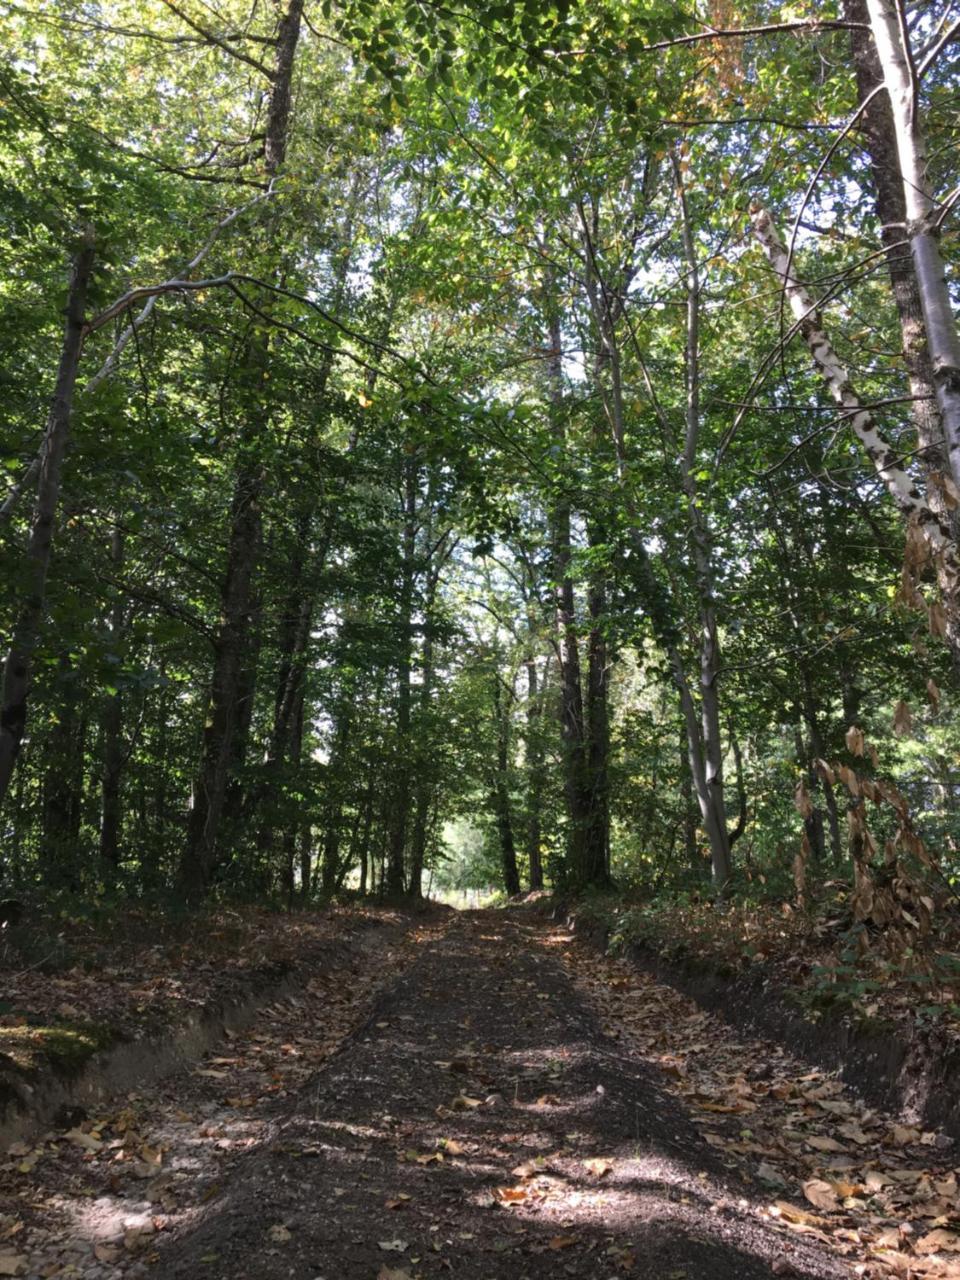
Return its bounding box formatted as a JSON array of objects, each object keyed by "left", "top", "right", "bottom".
[{"left": 155, "top": 912, "right": 844, "bottom": 1279}]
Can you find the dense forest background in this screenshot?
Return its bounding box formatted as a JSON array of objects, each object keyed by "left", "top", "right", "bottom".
[{"left": 1, "top": 0, "right": 959, "bottom": 935}]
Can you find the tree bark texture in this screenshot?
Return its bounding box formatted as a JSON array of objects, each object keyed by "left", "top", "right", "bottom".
[{"left": 0, "top": 230, "right": 95, "bottom": 807}]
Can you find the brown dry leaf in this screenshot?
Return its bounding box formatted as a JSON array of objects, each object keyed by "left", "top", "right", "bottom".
[
  {"left": 547, "top": 1235, "right": 579, "bottom": 1250},
  {"left": 0, "top": 1254, "right": 26, "bottom": 1277},
  {"left": 803, "top": 1179, "right": 840, "bottom": 1212},
  {"left": 583, "top": 1157, "right": 614, "bottom": 1178},
  {"left": 195, "top": 1069, "right": 228, "bottom": 1079},
  {"left": 94, "top": 1244, "right": 122, "bottom": 1264},
  {"left": 845, "top": 725, "right": 865, "bottom": 757},
  {"left": 377, "top": 1269, "right": 411, "bottom": 1280},
  {"left": 451, "top": 1095, "right": 483, "bottom": 1110},
  {"left": 929, "top": 601, "right": 949, "bottom": 640},
  {"left": 893, "top": 700, "right": 913, "bottom": 737},
  {"left": 794, "top": 780, "right": 813, "bottom": 819},
  {"left": 65, "top": 1127, "right": 102, "bottom": 1152},
  {"left": 889, "top": 1124, "right": 921, "bottom": 1146},
  {"left": 496, "top": 1186, "right": 528, "bottom": 1204},
  {"left": 772, "top": 1201, "right": 821, "bottom": 1226},
  {"left": 385, "top": 1196, "right": 410, "bottom": 1210},
  {"left": 837, "top": 1122, "right": 873, "bottom": 1146},
  {"left": 807, "top": 1136, "right": 847, "bottom": 1153},
  {"left": 837, "top": 765, "right": 860, "bottom": 797},
  {"left": 534, "top": 1094, "right": 560, "bottom": 1106},
  {"left": 917, "top": 1231, "right": 960, "bottom": 1255}
]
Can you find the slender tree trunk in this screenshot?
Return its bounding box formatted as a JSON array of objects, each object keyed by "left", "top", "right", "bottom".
[
  {"left": 491, "top": 675, "right": 521, "bottom": 897},
  {"left": 584, "top": 542, "right": 611, "bottom": 885},
  {"left": 865, "top": 0, "right": 960, "bottom": 485},
  {"left": 0, "top": 230, "right": 95, "bottom": 806},
  {"left": 177, "top": 0, "right": 302, "bottom": 901},
  {"left": 41, "top": 656, "right": 84, "bottom": 891},
  {"left": 524, "top": 654, "right": 545, "bottom": 890},
  {"left": 181, "top": 461, "right": 264, "bottom": 897},
  {"left": 385, "top": 456, "right": 417, "bottom": 897},
  {"left": 320, "top": 706, "right": 353, "bottom": 896},
  {"left": 800, "top": 671, "right": 843, "bottom": 863},
  {"left": 752, "top": 206, "right": 960, "bottom": 596},
  {"left": 544, "top": 307, "right": 592, "bottom": 883},
  {"left": 846, "top": 0, "right": 946, "bottom": 492},
  {"left": 407, "top": 602, "right": 435, "bottom": 899},
  {"left": 680, "top": 733, "right": 702, "bottom": 875},
  {"left": 357, "top": 783, "right": 374, "bottom": 896},
  {"left": 674, "top": 170, "right": 732, "bottom": 887},
  {"left": 98, "top": 542, "right": 126, "bottom": 889}
]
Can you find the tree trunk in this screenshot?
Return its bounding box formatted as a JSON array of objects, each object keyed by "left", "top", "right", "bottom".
[
  {"left": 584, "top": 542, "right": 611, "bottom": 886},
  {"left": 524, "top": 654, "right": 546, "bottom": 891},
  {"left": 865, "top": 0, "right": 960, "bottom": 487},
  {"left": 846, "top": 0, "right": 960, "bottom": 651},
  {"left": 385, "top": 455, "right": 417, "bottom": 897},
  {"left": 41, "top": 656, "right": 84, "bottom": 891},
  {"left": 491, "top": 675, "right": 521, "bottom": 897},
  {"left": 675, "top": 171, "right": 732, "bottom": 888},
  {"left": 0, "top": 230, "right": 95, "bottom": 806},
  {"left": 177, "top": 0, "right": 302, "bottom": 901},
  {"left": 544, "top": 308, "right": 592, "bottom": 884},
  {"left": 180, "top": 459, "right": 264, "bottom": 898},
  {"left": 407, "top": 605, "right": 435, "bottom": 899},
  {"left": 99, "top": 527, "right": 125, "bottom": 887},
  {"left": 752, "top": 206, "right": 960, "bottom": 595}
]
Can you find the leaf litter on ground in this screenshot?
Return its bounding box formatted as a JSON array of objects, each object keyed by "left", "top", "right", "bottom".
[
  {"left": 0, "top": 908, "right": 438, "bottom": 1279},
  {"left": 545, "top": 924, "right": 960, "bottom": 1280}
]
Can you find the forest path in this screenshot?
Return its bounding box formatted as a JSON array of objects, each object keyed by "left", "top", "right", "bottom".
[{"left": 150, "top": 910, "right": 844, "bottom": 1280}]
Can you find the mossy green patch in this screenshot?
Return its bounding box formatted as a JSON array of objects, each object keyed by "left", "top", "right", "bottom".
[{"left": 0, "top": 1019, "right": 118, "bottom": 1078}]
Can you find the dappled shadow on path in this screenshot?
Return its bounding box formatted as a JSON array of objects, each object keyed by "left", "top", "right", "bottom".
[{"left": 150, "top": 912, "right": 848, "bottom": 1279}]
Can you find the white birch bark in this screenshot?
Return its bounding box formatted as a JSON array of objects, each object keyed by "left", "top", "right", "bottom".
[
  {"left": 751, "top": 205, "right": 960, "bottom": 597},
  {"left": 865, "top": 0, "right": 960, "bottom": 488}
]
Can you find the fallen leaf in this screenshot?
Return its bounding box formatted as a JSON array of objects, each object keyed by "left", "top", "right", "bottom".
[
  {"left": 803, "top": 1179, "right": 839, "bottom": 1212},
  {"left": 807, "top": 1135, "right": 846, "bottom": 1153},
  {"left": 495, "top": 1187, "right": 528, "bottom": 1203},
  {"left": 0, "top": 1254, "right": 26, "bottom": 1277},
  {"left": 916, "top": 1230, "right": 960, "bottom": 1255},
  {"left": 267, "top": 1224, "right": 291, "bottom": 1244},
  {"left": 583, "top": 1157, "right": 613, "bottom": 1177},
  {"left": 548, "top": 1235, "right": 579, "bottom": 1250},
  {"left": 65, "top": 1127, "right": 102, "bottom": 1152},
  {"left": 378, "top": 1240, "right": 408, "bottom": 1253}
]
